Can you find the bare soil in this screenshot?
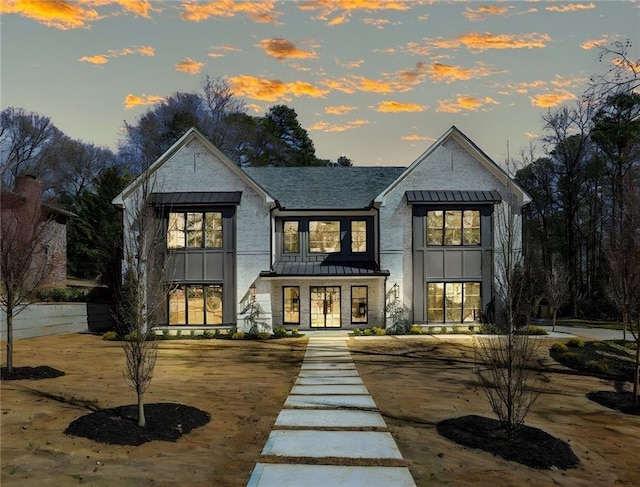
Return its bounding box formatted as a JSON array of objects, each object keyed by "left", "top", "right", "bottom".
[{"left": 2, "top": 333, "right": 640, "bottom": 486}]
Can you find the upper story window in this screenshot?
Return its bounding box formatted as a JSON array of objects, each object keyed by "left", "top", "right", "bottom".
[
  {"left": 427, "top": 210, "right": 480, "bottom": 246},
  {"left": 309, "top": 220, "right": 341, "bottom": 253},
  {"left": 283, "top": 221, "right": 299, "bottom": 253},
  {"left": 168, "top": 212, "right": 223, "bottom": 249},
  {"left": 351, "top": 221, "right": 367, "bottom": 253}
]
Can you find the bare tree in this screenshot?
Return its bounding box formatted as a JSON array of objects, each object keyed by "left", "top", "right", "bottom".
[
  {"left": 113, "top": 174, "right": 171, "bottom": 427},
  {"left": 607, "top": 174, "right": 640, "bottom": 401},
  {"left": 0, "top": 176, "right": 56, "bottom": 373},
  {"left": 475, "top": 200, "right": 540, "bottom": 440},
  {"left": 542, "top": 265, "right": 572, "bottom": 332}
]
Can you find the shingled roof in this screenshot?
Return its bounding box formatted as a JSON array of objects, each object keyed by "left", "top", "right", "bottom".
[{"left": 243, "top": 166, "right": 406, "bottom": 210}]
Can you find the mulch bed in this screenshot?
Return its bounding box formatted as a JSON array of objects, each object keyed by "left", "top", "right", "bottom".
[
  {"left": 65, "top": 403, "right": 210, "bottom": 446},
  {"left": 1, "top": 365, "right": 65, "bottom": 380},
  {"left": 587, "top": 391, "right": 640, "bottom": 415},
  {"left": 437, "top": 415, "right": 580, "bottom": 470}
]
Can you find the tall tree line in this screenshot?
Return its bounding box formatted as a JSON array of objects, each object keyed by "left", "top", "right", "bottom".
[{"left": 515, "top": 41, "right": 640, "bottom": 319}]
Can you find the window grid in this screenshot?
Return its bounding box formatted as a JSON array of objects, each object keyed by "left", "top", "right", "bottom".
[
  {"left": 426, "top": 210, "right": 480, "bottom": 246},
  {"left": 427, "top": 282, "right": 481, "bottom": 323},
  {"left": 351, "top": 286, "right": 368, "bottom": 323},
  {"left": 283, "top": 286, "right": 300, "bottom": 324},
  {"left": 168, "top": 212, "right": 222, "bottom": 249}
]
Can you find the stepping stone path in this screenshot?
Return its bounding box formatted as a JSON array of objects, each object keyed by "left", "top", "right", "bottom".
[{"left": 247, "top": 334, "right": 416, "bottom": 487}]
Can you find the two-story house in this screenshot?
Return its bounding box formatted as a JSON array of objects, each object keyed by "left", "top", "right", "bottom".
[{"left": 112, "top": 126, "right": 530, "bottom": 332}]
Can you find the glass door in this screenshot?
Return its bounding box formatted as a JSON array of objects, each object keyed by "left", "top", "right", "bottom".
[{"left": 310, "top": 286, "right": 341, "bottom": 328}]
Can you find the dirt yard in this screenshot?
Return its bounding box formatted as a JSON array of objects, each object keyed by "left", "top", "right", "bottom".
[{"left": 2, "top": 333, "right": 640, "bottom": 487}]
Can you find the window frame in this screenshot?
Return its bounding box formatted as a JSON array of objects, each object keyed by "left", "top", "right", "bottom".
[
  {"left": 282, "top": 286, "right": 300, "bottom": 325},
  {"left": 282, "top": 220, "right": 300, "bottom": 254},
  {"left": 167, "top": 211, "right": 223, "bottom": 250},
  {"left": 351, "top": 285, "right": 368, "bottom": 324},
  {"left": 308, "top": 220, "right": 342, "bottom": 253},
  {"left": 426, "top": 209, "right": 481, "bottom": 246},
  {"left": 426, "top": 281, "right": 481, "bottom": 324},
  {"left": 169, "top": 283, "right": 224, "bottom": 326}
]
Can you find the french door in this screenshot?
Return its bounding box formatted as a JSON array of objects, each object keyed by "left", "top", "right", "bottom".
[{"left": 310, "top": 286, "right": 341, "bottom": 328}]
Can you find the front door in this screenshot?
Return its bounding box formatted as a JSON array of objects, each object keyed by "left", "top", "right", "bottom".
[{"left": 310, "top": 286, "right": 341, "bottom": 328}]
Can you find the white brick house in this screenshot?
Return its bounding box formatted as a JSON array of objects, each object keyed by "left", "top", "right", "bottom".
[{"left": 113, "top": 126, "right": 530, "bottom": 332}]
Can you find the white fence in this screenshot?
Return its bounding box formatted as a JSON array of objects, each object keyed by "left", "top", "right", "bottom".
[{"left": 0, "top": 303, "right": 114, "bottom": 340}]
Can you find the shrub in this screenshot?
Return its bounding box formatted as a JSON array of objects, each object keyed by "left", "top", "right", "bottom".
[
  {"left": 273, "top": 327, "right": 290, "bottom": 338},
  {"left": 371, "top": 327, "right": 387, "bottom": 336},
  {"left": 162, "top": 329, "right": 171, "bottom": 339},
  {"left": 468, "top": 325, "right": 476, "bottom": 333},
  {"left": 585, "top": 360, "right": 609, "bottom": 375},
  {"left": 258, "top": 332, "right": 271, "bottom": 340},
  {"left": 440, "top": 326, "right": 448, "bottom": 334},
  {"left": 190, "top": 330, "right": 196, "bottom": 338},
  {"left": 550, "top": 342, "right": 569, "bottom": 354},
  {"left": 560, "top": 351, "right": 582, "bottom": 365},
  {"left": 452, "top": 325, "right": 460, "bottom": 334},
  {"left": 353, "top": 328, "right": 363, "bottom": 336},
  {"left": 175, "top": 329, "right": 182, "bottom": 338},
  {"left": 231, "top": 331, "right": 245, "bottom": 340},
  {"left": 291, "top": 328, "right": 300, "bottom": 337},
  {"left": 427, "top": 326, "right": 436, "bottom": 335},
  {"left": 202, "top": 330, "right": 214, "bottom": 339},
  {"left": 102, "top": 331, "right": 118, "bottom": 341},
  {"left": 409, "top": 325, "right": 423, "bottom": 335},
  {"left": 526, "top": 326, "right": 549, "bottom": 336},
  {"left": 566, "top": 337, "right": 584, "bottom": 348}
]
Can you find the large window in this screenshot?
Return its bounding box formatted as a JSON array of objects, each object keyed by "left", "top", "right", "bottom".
[
  {"left": 427, "top": 282, "right": 480, "bottom": 323},
  {"left": 351, "top": 221, "right": 367, "bottom": 253},
  {"left": 426, "top": 210, "right": 480, "bottom": 246},
  {"left": 168, "top": 212, "right": 222, "bottom": 249},
  {"left": 169, "top": 284, "right": 223, "bottom": 325},
  {"left": 309, "top": 220, "right": 341, "bottom": 253},
  {"left": 283, "top": 286, "right": 300, "bottom": 324},
  {"left": 283, "top": 221, "right": 299, "bottom": 253},
  {"left": 351, "top": 286, "right": 368, "bottom": 323}
]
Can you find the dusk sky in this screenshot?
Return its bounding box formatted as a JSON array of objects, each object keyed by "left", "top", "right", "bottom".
[{"left": 1, "top": 1, "right": 638, "bottom": 167}]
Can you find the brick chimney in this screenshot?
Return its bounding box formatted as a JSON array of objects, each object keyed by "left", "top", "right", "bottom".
[{"left": 14, "top": 174, "right": 44, "bottom": 206}]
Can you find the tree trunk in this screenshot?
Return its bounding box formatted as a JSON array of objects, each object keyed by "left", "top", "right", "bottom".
[
  {"left": 6, "top": 307, "right": 13, "bottom": 373},
  {"left": 138, "top": 390, "right": 146, "bottom": 427},
  {"left": 551, "top": 307, "right": 558, "bottom": 332},
  {"left": 634, "top": 341, "right": 639, "bottom": 404}
]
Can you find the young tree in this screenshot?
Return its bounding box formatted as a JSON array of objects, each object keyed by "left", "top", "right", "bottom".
[
  {"left": 475, "top": 200, "right": 540, "bottom": 440},
  {"left": 1, "top": 176, "right": 57, "bottom": 373},
  {"left": 113, "top": 174, "right": 170, "bottom": 427},
  {"left": 542, "top": 265, "right": 572, "bottom": 332},
  {"left": 607, "top": 174, "right": 640, "bottom": 401}
]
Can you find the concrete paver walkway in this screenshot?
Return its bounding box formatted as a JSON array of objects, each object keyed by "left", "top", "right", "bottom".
[{"left": 247, "top": 334, "right": 416, "bottom": 487}]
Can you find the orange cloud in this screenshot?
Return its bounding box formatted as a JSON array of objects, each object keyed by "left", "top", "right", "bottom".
[
  {"left": 298, "top": 0, "right": 412, "bottom": 26},
  {"left": 78, "top": 45, "right": 155, "bottom": 64},
  {"left": 325, "top": 105, "right": 358, "bottom": 115},
  {"left": 1, "top": 0, "right": 158, "bottom": 29},
  {"left": 580, "top": 35, "right": 618, "bottom": 50},
  {"left": 402, "top": 133, "right": 431, "bottom": 142},
  {"left": 525, "top": 132, "right": 538, "bottom": 139},
  {"left": 207, "top": 44, "right": 241, "bottom": 58},
  {"left": 363, "top": 17, "right": 391, "bottom": 29},
  {"left": 546, "top": 3, "right": 595, "bottom": 13},
  {"left": 308, "top": 119, "right": 370, "bottom": 133},
  {"left": 180, "top": 0, "right": 280, "bottom": 24},
  {"left": 427, "top": 61, "right": 502, "bottom": 83},
  {"left": 175, "top": 57, "right": 204, "bottom": 74},
  {"left": 124, "top": 93, "right": 165, "bottom": 109},
  {"left": 530, "top": 90, "right": 577, "bottom": 108},
  {"left": 463, "top": 5, "right": 510, "bottom": 21},
  {"left": 79, "top": 54, "right": 109, "bottom": 65},
  {"left": 431, "top": 32, "right": 551, "bottom": 52},
  {"left": 258, "top": 38, "right": 317, "bottom": 60},
  {"left": 229, "top": 75, "right": 328, "bottom": 101},
  {"left": 375, "top": 101, "right": 427, "bottom": 112},
  {"left": 437, "top": 95, "right": 499, "bottom": 113},
  {"left": 335, "top": 58, "right": 365, "bottom": 68},
  {"left": 1, "top": 0, "right": 100, "bottom": 29}
]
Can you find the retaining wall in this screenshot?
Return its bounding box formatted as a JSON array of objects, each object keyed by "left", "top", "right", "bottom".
[{"left": 0, "top": 303, "right": 114, "bottom": 340}]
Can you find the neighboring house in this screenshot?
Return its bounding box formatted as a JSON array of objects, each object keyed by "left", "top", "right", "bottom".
[
  {"left": 1, "top": 175, "right": 75, "bottom": 286},
  {"left": 112, "top": 126, "right": 530, "bottom": 332}
]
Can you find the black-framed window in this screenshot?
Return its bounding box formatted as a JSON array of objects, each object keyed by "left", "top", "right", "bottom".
[
  {"left": 427, "top": 282, "right": 480, "bottom": 323},
  {"left": 283, "top": 221, "right": 299, "bottom": 253},
  {"left": 168, "top": 284, "right": 223, "bottom": 325},
  {"left": 426, "top": 210, "right": 480, "bottom": 246},
  {"left": 351, "top": 286, "right": 368, "bottom": 323},
  {"left": 309, "top": 220, "right": 341, "bottom": 253},
  {"left": 351, "top": 221, "right": 367, "bottom": 253},
  {"left": 283, "top": 286, "right": 300, "bottom": 324},
  {"left": 168, "top": 212, "right": 223, "bottom": 249}
]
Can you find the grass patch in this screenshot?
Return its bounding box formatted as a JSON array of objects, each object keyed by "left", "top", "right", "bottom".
[{"left": 550, "top": 339, "right": 637, "bottom": 382}]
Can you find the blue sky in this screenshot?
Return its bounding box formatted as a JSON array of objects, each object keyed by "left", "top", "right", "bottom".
[{"left": 1, "top": 1, "right": 638, "bottom": 167}]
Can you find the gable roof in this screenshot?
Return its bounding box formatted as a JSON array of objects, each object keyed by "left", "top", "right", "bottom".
[
  {"left": 112, "top": 128, "right": 273, "bottom": 208},
  {"left": 377, "top": 126, "right": 531, "bottom": 207},
  {"left": 243, "top": 166, "right": 405, "bottom": 210}
]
